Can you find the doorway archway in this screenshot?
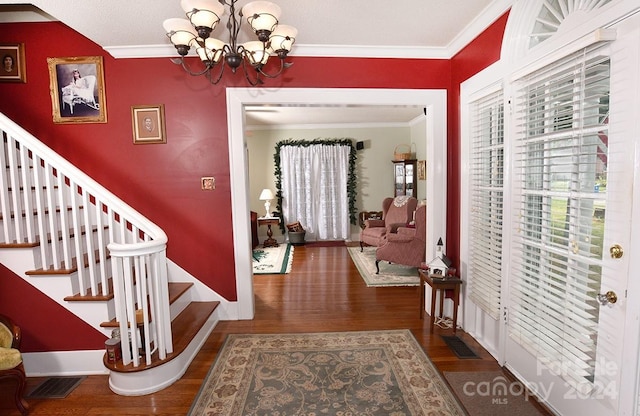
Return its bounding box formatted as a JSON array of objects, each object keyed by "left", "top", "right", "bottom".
[{"left": 227, "top": 88, "right": 447, "bottom": 319}]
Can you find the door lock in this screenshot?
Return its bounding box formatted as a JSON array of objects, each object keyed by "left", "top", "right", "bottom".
[{"left": 597, "top": 291, "right": 618, "bottom": 306}]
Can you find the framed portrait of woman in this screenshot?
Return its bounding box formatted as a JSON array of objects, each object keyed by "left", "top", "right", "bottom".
[
  {"left": 47, "top": 56, "right": 107, "bottom": 124},
  {"left": 0, "top": 43, "right": 26, "bottom": 83}
]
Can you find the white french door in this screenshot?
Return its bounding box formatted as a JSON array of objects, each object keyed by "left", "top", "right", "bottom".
[{"left": 504, "top": 23, "right": 640, "bottom": 415}]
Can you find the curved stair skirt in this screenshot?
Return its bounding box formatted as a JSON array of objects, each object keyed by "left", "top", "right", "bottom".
[{"left": 109, "top": 309, "right": 220, "bottom": 396}]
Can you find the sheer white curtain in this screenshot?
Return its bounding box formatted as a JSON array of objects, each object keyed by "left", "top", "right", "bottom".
[{"left": 280, "top": 143, "right": 350, "bottom": 241}]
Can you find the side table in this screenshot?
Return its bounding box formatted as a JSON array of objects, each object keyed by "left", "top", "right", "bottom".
[
  {"left": 418, "top": 269, "right": 463, "bottom": 333},
  {"left": 257, "top": 217, "right": 280, "bottom": 248}
]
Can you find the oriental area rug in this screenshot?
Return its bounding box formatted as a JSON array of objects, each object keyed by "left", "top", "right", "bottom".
[
  {"left": 188, "top": 330, "right": 465, "bottom": 416},
  {"left": 347, "top": 246, "right": 420, "bottom": 287},
  {"left": 252, "top": 243, "right": 294, "bottom": 274}
]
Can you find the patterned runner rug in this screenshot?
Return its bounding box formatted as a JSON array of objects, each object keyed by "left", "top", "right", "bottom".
[
  {"left": 252, "top": 244, "right": 294, "bottom": 274},
  {"left": 188, "top": 330, "right": 464, "bottom": 415},
  {"left": 347, "top": 246, "right": 419, "bottom": 287}
]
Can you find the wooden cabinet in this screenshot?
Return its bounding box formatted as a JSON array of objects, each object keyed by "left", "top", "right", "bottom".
[{"left": 393, "top": 159, "right": 417, "bottom": 198}]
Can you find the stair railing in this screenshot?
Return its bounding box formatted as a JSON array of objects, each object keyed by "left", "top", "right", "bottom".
[{"left": 0, "top": 112, "right": 171, "bottom": 367}]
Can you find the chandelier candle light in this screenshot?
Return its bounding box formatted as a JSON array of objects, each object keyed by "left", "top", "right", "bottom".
[
  {"left": 259, "top": 188, "right": 274, "bottom": 218},
  {"left": 163, "top": 0, "right": 297, "bottom": 85}
]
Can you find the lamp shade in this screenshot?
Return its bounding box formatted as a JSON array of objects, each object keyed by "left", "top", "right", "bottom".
[
  {"left": 259, "top": 189, "right": 274, "bottom": 200},
  {"left": 242, "top": 1, "right": 281, "bottom": 32},
  {"left": 181, "top": 0, "right": 225, "bottom": 30},
  {"left": 194, "top": 37, "right": 226, "bottom": 63},
  {"left": 243, "top": 41, "right": 270, "bottom": 66},
  {"left": 268, "top": 24, "right": 297, "bottom": 53},
  {"left": 163, "top": 18, "right": 198, "bottom": 47}
]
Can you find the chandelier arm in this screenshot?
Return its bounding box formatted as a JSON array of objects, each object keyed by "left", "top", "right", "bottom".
[
  {"left": 240, "top": 57, "right": 263, "bottom": 86},
  {"left": 171, "top": 57, "right": 217, "bottom": 77},
  {"left": 205, "top": 59, "right": 227, "bottom": 84},
  {"left": 256, "top": 59, "right": 290, "bottom": 79}
]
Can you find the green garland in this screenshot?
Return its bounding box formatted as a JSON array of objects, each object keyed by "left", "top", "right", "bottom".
[{"left": 274, "top": 138, "right": 358, "bottom": 233}]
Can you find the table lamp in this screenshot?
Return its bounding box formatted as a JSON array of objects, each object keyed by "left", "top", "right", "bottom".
[{"left": 259, "top": 188, "right": 274, "bottom": 217}]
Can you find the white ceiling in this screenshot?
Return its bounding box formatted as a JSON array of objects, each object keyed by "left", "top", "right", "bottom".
[{"left": 0, "top": 0, "right": 508, "bottom": 127}]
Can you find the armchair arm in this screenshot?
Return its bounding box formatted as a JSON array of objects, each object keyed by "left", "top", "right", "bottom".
[
  {"left": 396, "top": 227, "right": 417, "bottom": 237},
  {"left": 386, "top": 222, "right": 405, "bottom": 233},
  {"left": 385, "top": 232, "right": 414, "bottom": 243},
  {"left": 364, "top": 219, "right": 385, "bottom": 228}
]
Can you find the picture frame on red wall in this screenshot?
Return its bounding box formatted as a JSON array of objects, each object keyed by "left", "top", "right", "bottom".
[
  {"left": 0, "top": 43, "right": 26, "bottom": 83},
  {"left": 131, "top": 104, "right": 167, "bottom": 145},
  {"left": 46, "top": 55, "right": 107, "bottom": 124}
]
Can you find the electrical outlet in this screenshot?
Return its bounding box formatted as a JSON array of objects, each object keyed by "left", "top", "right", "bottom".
[{"left": 201, "top": 177, "right": 215, "bottom": 190}]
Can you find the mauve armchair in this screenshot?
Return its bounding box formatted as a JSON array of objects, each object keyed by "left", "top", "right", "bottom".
[
  {"left": 359, "top": 196, "right": 418, "bottom": 251},
  {"left": 375, "top": 204, "right": 426, "bottom": 273}
]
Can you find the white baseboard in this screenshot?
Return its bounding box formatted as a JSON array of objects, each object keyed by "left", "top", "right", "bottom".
[{"left": 23, "top": 350, "right": 109, "bottom": 376}]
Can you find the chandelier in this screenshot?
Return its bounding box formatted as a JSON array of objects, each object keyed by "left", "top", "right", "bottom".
[{"left": 163, "top": 0, "right": 297, "bottom": 85}]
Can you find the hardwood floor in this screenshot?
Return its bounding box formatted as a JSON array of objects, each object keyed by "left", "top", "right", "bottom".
[{"left": 0, "top": 244, "right": 550, "bottom": 415}]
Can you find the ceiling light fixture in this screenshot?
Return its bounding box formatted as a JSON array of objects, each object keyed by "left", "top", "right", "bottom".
[{"left": 163, "top": 0, "right": 297, "bottom": 85}]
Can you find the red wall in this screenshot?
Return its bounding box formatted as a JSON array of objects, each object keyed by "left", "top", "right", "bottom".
[
  {"left": 447, "top": 11, "right": 510, "bottom": 268},
  {"left": 0, "top": 16, "right": 506, "bottom": 352},
  {"left": 0, "top": 265, "right": 106, "bottom": 351}
]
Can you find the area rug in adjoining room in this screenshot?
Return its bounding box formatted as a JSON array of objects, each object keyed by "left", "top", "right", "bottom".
[
  {"left": 443, "top": 371, "right": 547, "bottom": 416},
  {"left": 347, "top": 246, "right": 420, "bottom": 287},
  {"left": 252, "top": 244, "right": 294, "bottom": 274},
  {"left": 188, "top": 330, "right": 465, "bottom": 416}
]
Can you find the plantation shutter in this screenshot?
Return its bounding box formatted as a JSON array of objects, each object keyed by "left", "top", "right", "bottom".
[
  {"left": 509, "top": 45, "right": 610, "bottom": 390},
  {"left": 468, "top": 89, "right": 504, "bottom": 320}
]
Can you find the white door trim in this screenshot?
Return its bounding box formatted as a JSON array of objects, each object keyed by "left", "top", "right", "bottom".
[{"left": 226, "top": 88, "right": 448, "bottom": 319}]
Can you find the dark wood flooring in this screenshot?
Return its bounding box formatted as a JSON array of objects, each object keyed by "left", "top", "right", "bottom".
[{"left": 0, "top": 243, "right": 551, "bottom": 415}]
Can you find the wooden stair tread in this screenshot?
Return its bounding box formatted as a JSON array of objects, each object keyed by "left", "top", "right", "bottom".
[
  {"left": 64, "top": 278, "right": 115, "bottom": 302},
  {"left": 25, "top": 249, "right": 110, "bottom": 275},
  {"left": 0, "top": 205, "right": 81, "bottom": 221},
  {"left": 168, "top": 282, "right": 193, "bottom": 303},
  {"left": 0, "top": 225, "right": 106, "bottom": 248},
  {"left": 0, "top": 241, "right": 39, "bottom": 248},
  {"left": 103, "top": 301, "right": 219, "bottom": 373},
  {"left": 99, "top": 282, "right": 194, "bottom": 327}
]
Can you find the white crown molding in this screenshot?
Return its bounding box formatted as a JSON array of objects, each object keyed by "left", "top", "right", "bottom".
[
  {"left": 104, "top": 43, "right": 451, "bottom": 60},
  {"left": 447, "top": 0, "right": 513, "bottom": 57},
  {"left": 245, "top": 121, "right": 414, "bottom": 131},
  {"left": 289, "top": 44, "right": 450, "bottom": 59}
]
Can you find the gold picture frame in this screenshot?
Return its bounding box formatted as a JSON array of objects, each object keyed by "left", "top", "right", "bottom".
[
  {"left": 132, "top": 104, "right": 167, "bottom": 144},
  {"left": 0, "top": 43, "right": 26, "bottom": 83},
  {"left": 47, "top": 56, "right": 107, "bottom": 124},
  {"left": 418, "top": 160, "right": 426, "bottom": 180}
]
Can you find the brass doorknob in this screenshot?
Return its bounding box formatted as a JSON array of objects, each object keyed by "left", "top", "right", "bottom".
[
  {"left": 610, "top": 244, "right": 623, "bottom": 259},
  {"left": 597, "top": 291, "right": 618, "bottom": 305}
]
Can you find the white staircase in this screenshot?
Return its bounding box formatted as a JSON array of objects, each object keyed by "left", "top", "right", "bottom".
[{"left": 0, "top": 112, "right": 219, "bottom": 395}]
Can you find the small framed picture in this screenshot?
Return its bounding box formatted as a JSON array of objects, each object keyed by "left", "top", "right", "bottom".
[
  {"left": 418, "top": 160, "right": 426, "bottom": 180},
  {"left": 47, "top": 56, "right": 107, "bottom": 124},
  {"left": 132, "top": 104, "right": 167, "bottom": 144},
  {"left": 0, "top": 43, "right": 26, "bottom": 83}
]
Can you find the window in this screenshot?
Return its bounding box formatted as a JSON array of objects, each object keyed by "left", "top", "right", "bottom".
[
  {"left": 509, "top": 46, "right": 610, "bottom": 390},
  {"left": 468, "top": 89, "right": 504, "bottom": 319}
]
